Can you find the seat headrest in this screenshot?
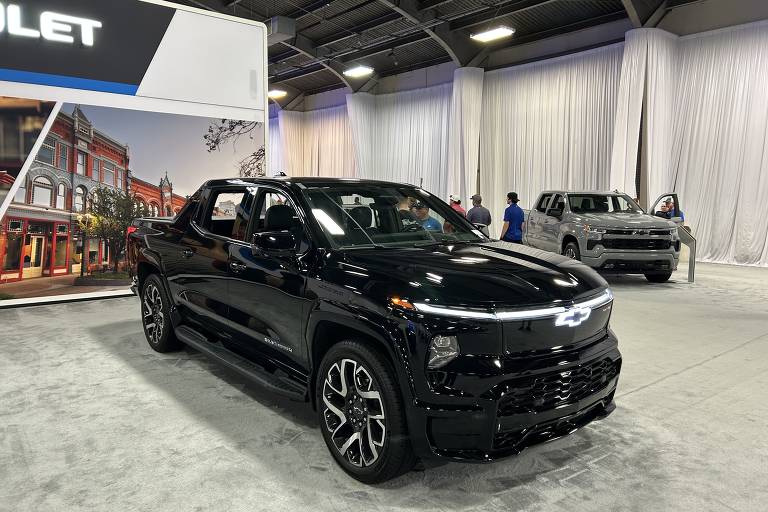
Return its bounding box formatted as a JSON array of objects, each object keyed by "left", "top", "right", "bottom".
[
  {"left": 349, "top": 206, "right": 372, "bottom": 228},
  {"left": 265, "top": 204, "right": 295, "bottom": 230}
]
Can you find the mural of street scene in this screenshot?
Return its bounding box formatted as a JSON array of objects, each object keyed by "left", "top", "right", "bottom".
[{"left": 0, "top": 103, "right": 264, "bottom": 300}]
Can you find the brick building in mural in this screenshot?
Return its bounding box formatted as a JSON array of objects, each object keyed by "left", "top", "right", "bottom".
[{"left": 0, "top": 107, "right": 187, "bottom": 283}]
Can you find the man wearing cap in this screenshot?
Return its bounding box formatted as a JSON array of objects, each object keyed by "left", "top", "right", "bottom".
[
  {"left": 661, "top": 197, "right": 685, "bottom": 221},
  {"left": 449, "top": 195, "right": 466, "bottom": 216},
  {"left": 500, "top": 192, "right": 525, "bottom": 244},
  {"left": 466, "top": 194, "right": 492, "bottom": 227},
  {"left": 410, "top": 202, "right": 443, "bottom": 232}
]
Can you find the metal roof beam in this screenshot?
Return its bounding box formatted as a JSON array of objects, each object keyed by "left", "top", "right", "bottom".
[
  {"left": 315, "top": 11, "right": 402, "bottom": 47},
  {"left": 376, "top": 0, "right": 472, "bottom": 65},
  {"left": 620, "top": 0, "right": 665, "bottom": 27},
  {"left": 339, "top": 32, "right": 431, "bottom": 63},
  {"left": 449, "top": 0, "right": 555, "bottom": 32}
]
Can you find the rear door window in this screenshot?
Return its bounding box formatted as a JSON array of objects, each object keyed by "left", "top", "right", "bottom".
[
  {"left": 535, "top": 194, "right": 553, "bottom": 212},
  {"left": 199, "top": 188, "right": 257, "bottom": 241}
]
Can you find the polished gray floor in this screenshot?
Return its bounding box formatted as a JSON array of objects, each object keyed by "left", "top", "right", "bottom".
[{"left": 1, "top": 263, "right": 767, "bottom": 511}]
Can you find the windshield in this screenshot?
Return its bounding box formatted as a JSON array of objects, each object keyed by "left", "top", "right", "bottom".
[
  {"left": 301, "top": 184, "right": 487, "bottom": 249},
  {"left": 568, "top": 194, "right": 642, "bottom": 214}
]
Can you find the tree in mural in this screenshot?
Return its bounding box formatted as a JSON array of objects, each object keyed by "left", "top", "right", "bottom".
[
  {"left": 204, "top": 119, "right": 266, "bottom": 177},
  {"left": 79, "top": 187, "right": 148, "bottom": 273}
]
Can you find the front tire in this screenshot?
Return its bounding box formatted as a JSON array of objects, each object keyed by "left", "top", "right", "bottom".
[
  {"left": 317, "top": 340, "right": 416, "bottom": 483},
  {"left": 141, "top": 274, "right": 182, "bottom": 353},
  {"left": 645, "top": 271, "right": 673, "bottom": 283},
  {"left": 563, "top": 241, "right": 581, "bottom": 261}
]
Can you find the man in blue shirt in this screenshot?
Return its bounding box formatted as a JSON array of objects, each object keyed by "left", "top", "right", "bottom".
[
  {"left": 500, "top": 192, "right": 525, "bottom": 243},
  {"left": 411, "top": 202, "right": 443, "bottom": 232}
]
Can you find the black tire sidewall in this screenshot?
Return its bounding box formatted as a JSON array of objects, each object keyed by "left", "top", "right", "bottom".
[
  {"left": 645, "top": 271, "right": 673, "bottom": 283},
  {"left": 564, "top": 241, "right": 581, "bottom": 261},
  {"left": 141, "top": 274, "right": 177, "bottom": 352},
  {"left": 316, "top": 340, "right": 411, "bottom": 483}
]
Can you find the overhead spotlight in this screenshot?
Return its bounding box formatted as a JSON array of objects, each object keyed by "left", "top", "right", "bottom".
[
  {"left": 268, "top": 89, "right": 288, "bottom": 99},
  {"left": 470, "top": 26, "right": 515, "bottom": 43},
  {"left": 343, "top": 65, "right": 374, "bottom": 78}
]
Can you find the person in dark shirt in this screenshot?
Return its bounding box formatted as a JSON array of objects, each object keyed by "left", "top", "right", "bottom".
[
  {"left": 466, "top": 194, "right": 492, "bottom": 227},
  {"left": 661, "top": 198, "right": 685, "bottom": 221},
  {"left": 500, "top": 192, "right": 525, "bottom": 244}
]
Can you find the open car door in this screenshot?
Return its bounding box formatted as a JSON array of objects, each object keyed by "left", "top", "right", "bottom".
[{"left": 651, "top": 192, "right": 684, "bottom": 225}]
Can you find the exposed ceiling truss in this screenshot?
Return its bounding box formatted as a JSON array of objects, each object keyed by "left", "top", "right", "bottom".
[{"left": 173, "top": 0, "right": 699, "bottom": 100}]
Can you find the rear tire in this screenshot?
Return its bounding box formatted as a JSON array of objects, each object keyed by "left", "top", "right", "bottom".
[
  {"left": 644, "top": 271, "right": 673, "bottom": 283},
  {"left": 563, "top": 241, "right": 581, "bottom": 261},
  {"left": 141, "top": 274, "right": 182, "bottom": 353},
  {"left": 317, "top": 340, "right": 416, "bottom": 483}
]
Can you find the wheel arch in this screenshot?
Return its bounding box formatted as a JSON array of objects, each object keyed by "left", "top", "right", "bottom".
[
  {"left": 562, "top": 233, "right": 580, "bottom": 253},
  {"left": 307, "top": 313, "right": 412, "bottom": 411}
]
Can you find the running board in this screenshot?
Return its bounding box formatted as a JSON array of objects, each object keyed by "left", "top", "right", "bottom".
[{"left": 175, "top": 325, "right": 307, "bottom": 401}]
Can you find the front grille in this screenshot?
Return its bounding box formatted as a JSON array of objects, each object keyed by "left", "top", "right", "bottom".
[
  {"left": 588, "top": 238, "right": 672, "bottom": 250},
  {"left": 605, "top": 229, "right": 672, "bottom": 236},
  {"left": 495, "top": 358, "right": 620, "bottom": 417}
]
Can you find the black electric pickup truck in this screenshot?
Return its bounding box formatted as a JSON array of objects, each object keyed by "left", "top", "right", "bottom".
[{"left": 127, "top": 177, "right": 621, "bottom": 483}]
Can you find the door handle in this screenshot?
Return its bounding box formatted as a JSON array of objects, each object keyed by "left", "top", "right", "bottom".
[
  {"left": 229, "top": 261, "right": 247, "bottom": 273},
  {"left": 181, "top": 249, "right": 194, "bottom": 258}
]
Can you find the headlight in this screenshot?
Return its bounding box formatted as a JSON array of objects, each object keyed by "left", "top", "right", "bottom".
[
  {"left": 427, "top": 335, "right": 459, "bottom": 369},
  {"left": 584, "top": 225, "right": 607, "bottom": 240}
]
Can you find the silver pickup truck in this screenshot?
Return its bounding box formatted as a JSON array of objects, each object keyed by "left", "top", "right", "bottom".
[{"left": 525, "top": 191, "right": 681, "bottom": 283}]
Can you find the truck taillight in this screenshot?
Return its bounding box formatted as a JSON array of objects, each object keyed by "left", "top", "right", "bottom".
[{"left": 126, "top": 226, "right": 138, "bottom": 237}]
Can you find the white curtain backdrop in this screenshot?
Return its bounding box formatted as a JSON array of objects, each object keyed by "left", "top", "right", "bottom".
[
  {"left": 669, "top": 22, "right": 768, "bottom": 266},
  {"left": 347, "top": 83, "right": 453, "bottom": 199},
  {"left": 272, "top": 106, "right": 355, "bottom": 178},
  {"left": 267, "top": 116, "right": 283, "bottom": 175},
  {"left": 447, "top": 67, "right": 484, "bottom": 204},
  {"left": 277, "top": 110, "right": 306, "bottom": 177},
  {"left": 302, "top": 105, "right": 356, "bottom": 178},
  {"left": 610, "top": 28, "right": 678, "bottom": 203},
  {"left": 480, "top": 44, "right": 624, "bottom": 226}
]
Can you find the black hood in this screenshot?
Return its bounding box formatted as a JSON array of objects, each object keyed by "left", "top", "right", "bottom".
[{"left": 324, "top": 241, "right": 607, "bottom": 308}]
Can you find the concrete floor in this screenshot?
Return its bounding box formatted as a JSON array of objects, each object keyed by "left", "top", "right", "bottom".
[{"left": 1, "top": 263, "right": 767, "bottom": 511}]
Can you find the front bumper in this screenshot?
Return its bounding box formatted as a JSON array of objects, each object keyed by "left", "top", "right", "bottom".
[
  {"left": 407, "top": 335, "right": 621, "bottom": 462},
  {"left": 581, "top": 248, "right": 679, "bottom": 273}
]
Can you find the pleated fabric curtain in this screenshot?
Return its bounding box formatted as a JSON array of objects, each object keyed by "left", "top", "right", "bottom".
[
  {"left": 610, "top": 28, "right": 679, "bottom": 203},
  {"left": 447, "top": 67, "right": 485, "bottom": 204},
  {"left": 480, "top": 44, "right": 624, "bottom": 229},
  {"left": 277, "top": 110, "right": 306, "bottom": 177},
  {"left": 267, "top": 116, "right": 284, "bottom": 175},
  {"left": 347, "top": 83, "right": 453, "bottom": 200},
  {"left": 302, "top": 105, "right": 356, "bottom": 178},
  {"left": 669, "top": 22, "right": 768, "bottom": 266}
]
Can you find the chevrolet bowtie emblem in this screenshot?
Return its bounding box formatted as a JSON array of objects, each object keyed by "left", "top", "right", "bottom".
[{"left": 555, "top": 307, "right": 591, "bottom": 328}]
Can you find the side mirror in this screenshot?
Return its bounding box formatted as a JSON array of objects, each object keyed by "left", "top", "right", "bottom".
[
  {"left": 473, "top": 223, "right": 490, "bottom": 237},
  {"left": 251, "top": 231, "right": 296, "bottom": 257},
  {"left": 547, "top": 208, "right": 563, "bottom": 218}
]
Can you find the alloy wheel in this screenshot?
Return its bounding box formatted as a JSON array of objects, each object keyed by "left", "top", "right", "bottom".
[
  {"left": 565, "top": 247, "right": 578, "bottom": 259},
  {"left": 322, "top": 358, "right": 386, "bottom": 467},
  {"left": 142, "top": 283, "right": 165, "bottom": 345}
]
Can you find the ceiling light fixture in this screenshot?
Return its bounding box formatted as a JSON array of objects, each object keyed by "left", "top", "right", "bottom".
[
  {"left": 343, "top": 65, "right": 374, "bottom": 78},
  {"left": 268, "top": 89, "right": 288, "bottom": 99},
  {"left": 470, "top": 26, "right": 515, "bottom": 43}
]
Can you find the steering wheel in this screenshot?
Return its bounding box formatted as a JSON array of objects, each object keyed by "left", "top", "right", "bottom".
[{"left": 402, "top": 223, "right": 425, "bottom": 232}]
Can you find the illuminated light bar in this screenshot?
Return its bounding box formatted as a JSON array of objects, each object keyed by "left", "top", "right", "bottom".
[
  {"left": 470, "top": 26, "right": 515, "bottom": 43},
  {"left": 414, "top": 289, "right": 614, "bottom": 321},
  {"left": 343, "top": 65, "right": 374, "bottom": 78},
  {"left": 268, "top": 89, "right": 288, "bottom": 99}
]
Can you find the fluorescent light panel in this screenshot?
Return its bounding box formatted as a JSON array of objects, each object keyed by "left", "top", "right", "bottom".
[
  {"left": 343, "top": 65, "right": 374, "bottom": 78},
  {"left": 470, "top": 26, "right": 515, "bottom": 43}
]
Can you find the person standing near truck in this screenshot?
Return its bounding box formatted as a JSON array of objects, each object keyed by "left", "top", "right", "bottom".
[
  {"left": 500, "top": 192, "right": 525, "bottom": 244},
  {"left": 467, "top": 194, "right": 492, "bottom": 227}
]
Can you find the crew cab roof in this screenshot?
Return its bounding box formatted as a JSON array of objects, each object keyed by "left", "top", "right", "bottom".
[
  {"left": 200, "top": 177, "right": 417, "bottom": 189},
  {"left": 539, "top": 190, "right": 628, "bottom": 195}
]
